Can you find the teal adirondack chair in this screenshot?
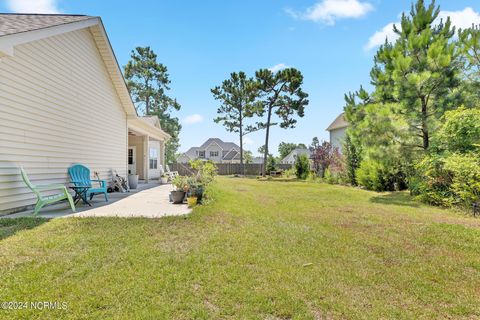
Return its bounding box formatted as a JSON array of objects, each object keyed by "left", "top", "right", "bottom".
[
  {"left": 20, "top": 168, "right": 76, "bottom": 215},
  {"left": 68, "top": 164, "right": 108, "bottom": 202}
]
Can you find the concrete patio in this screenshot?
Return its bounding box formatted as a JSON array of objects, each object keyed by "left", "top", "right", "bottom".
[{"left": 3, "top": 182, "right": 191, "bottom": 219}]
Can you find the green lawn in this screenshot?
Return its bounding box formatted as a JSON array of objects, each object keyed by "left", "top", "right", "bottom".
[{"left": 1, "top": 177, "right": 480, "bottom": 319}]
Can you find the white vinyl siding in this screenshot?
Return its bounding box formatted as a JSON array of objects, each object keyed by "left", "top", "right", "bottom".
[
  {"left": 329, "top": 127, "right": 347, "bottom": 153},
  {"left": 0, "top": 28, "right": 127, "bottom": 214}
]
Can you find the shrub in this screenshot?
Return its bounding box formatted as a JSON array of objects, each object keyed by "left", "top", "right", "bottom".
[
  {"left": 414, "top": 107, "right": 480, "bottom": 208},
  {"left": 417, "top": 152, "right": 480, "bottom": 207},
  {"left": 283, "top": 167, "right": 296, "bottom": 178},
  {"left": 435, "top": 107, "right": 480, "bottom": 153},
  {"left": 344, "top": 133, "right": 361, "bottom": 185},
  {"left": 310, "top": 140, "right": 343, "bottom": 178},
  {"left": 189, "top": 159, "right": 217, "bottom": 186},
  {"left": 294, "top": 154, "right": 310, "bottom": 180},
  {"left": 356, "top": 159, "right": 383, "bottom": 191},
  {"left": 356, "top": 158, "right": 406, "bottom": 191},
  {"left": 444, "top": 153, "right": 480, "bottom": 207},
  {"left": 266, "top": 155, "right": 277, "bottom": 173}
]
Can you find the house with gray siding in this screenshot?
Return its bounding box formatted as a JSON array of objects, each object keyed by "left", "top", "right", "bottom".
[
  {"left": 177, "top": 138, "right": 241, "bottom": 164},
  {"left": 281, "top": 149, "right": 311, "bottom": 164}
]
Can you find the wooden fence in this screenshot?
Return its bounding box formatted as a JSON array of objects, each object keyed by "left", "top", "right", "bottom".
[{"left": 169, "top": 163, "right": 292, "bottom": 176}]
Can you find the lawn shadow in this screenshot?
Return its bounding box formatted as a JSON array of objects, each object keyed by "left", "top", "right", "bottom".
[
  {"left": 0, "top": 217, "right": 50, "bottom": 241},
  {"left": 370, "top": 192, "right": 421, "bottom": 208}
]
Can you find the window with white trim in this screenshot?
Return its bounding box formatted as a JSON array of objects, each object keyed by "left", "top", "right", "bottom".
[{"left": 149, "top": 148, "right": 158, "bottom": 169}]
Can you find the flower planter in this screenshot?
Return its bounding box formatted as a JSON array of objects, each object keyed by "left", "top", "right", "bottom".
[
  {"left": 160, "top": 177, "right": 168, "bottom": 184},
  {"left": 170, "top": 190, "right": 186, "bottom": 204},
  {"left": 187, "top": 196, "right": 198, "bottom": 208},
  {"left": 128, "top": 174, "right": 139, "bottom": 190}
]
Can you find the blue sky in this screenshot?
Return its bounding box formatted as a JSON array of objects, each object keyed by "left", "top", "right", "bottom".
[{"left": 2, "top": 0, "right": 480, "bottom": 156}]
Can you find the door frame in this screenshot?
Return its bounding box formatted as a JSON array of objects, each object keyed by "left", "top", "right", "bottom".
[{"left": 128, "top": 146, "right": 137, "bottom": 175}]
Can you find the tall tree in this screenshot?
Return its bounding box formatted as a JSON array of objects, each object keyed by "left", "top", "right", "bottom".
[
  {"left": 310, "top": 137, "right": 320, "bottom": 150},
  {"left": 254, "top": 68, "right": 309, "bottom": 176},
  {"left": 211, "top": 72, "right": 260, "bottom": 175},
  {"left": 124, "top": 46, "right": 181, "bottom": 163},
  {"left": 243, "top": 150, "right": 253, "bottom": 164},
  {"left": 458, "top": 24, "right": 480, "bottom": 106},
  {"left": 371, "top": 0, "right": 460, "bottom": 150}
]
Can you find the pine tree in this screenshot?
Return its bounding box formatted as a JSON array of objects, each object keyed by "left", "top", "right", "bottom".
[
  {"left": 254, "top": 68, "right": 309, "bottom": 176},
  {"left": 211, "top": 72, "right": 260, "bottom": 175},
  {"left": 371, "top": 0, "right": 460, "bottom": 150},
  {"left": 124, "top": 47, "right": 182, "bottom": 163}
]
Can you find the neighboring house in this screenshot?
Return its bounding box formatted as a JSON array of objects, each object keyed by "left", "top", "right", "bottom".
[
  {"left": 281, "top": 148, "right": 312, "bottom": 164},
  {"left": 250, "top": 157, "right": 264, "bottom": 164},
  {"left": 177, "top": 138, "right": 241, "bottom": 163},
  {"left": 326, "top": 113, "right": 349, "bottom": 152},
  {"left": 0, "top": 14, "right": 169, "bottom": 214}
]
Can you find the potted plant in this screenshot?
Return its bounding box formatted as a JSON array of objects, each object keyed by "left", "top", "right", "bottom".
[
  {"left": 170, "top": 176, "right": 187, "bottom": 204},
  {"left": 160, "top": 173, "right": 168, "bottom": 185}
]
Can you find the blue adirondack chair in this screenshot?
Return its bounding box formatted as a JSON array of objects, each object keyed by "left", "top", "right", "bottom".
[{"left": 68, "top": 164, "right": 108, "bottom": 202}]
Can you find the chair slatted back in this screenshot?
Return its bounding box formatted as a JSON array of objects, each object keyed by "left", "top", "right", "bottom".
[
  {"left": 68, "top": 164, "right": 92, "bottom": 187},
  {"left": 20, "top": 167, "right": 41, "bottom": 199}
]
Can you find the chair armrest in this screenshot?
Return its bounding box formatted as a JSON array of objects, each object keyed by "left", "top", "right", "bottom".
[
  {"left": 36, "top": 184, "right": 68, "bottom": 191},
  {"left": 91, "top": 179, "right": 107, "bottom": 187}
]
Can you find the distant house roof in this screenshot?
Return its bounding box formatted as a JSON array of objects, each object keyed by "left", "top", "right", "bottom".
[
  {"left": 222, "top": 149, "right": 239, "bottom": 161},
  {"left": 282, "top": 148, "right": 311, "bottom": 162},
  {"left": 199, "top": 138, "right": 240, "bottom": 151},
  {"left": 0, "top": 13, "right": 94, "bottom": 37},
  {"left": 326, "top": 112, "right": 349, "bottom": 131},
  {"left": 183, "top": 147, "right": 200, "bottom": 160}
]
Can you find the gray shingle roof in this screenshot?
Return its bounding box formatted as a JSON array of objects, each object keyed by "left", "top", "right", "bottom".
[
  {"left": 0, "top": 13, "right": 94, "bottom": 37},
  {"left": 282, "top": 148, "right": 311, "bottom": 162},
  {"left": 222, "top": 149, "right": 239, "bottom": 161},
  {"left": 326, "top": 112, "right": 349, "bottom": 131},
  {"left": 199, "top": 138, "right": 239, "bottom": 151},
  {"left": 182, "top": 147, "right": 200, "bottom": 159}
]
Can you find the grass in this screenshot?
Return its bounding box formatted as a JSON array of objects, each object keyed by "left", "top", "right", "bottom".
[{"left": 1, "top": 177, "right": 480, "bottom": 319}]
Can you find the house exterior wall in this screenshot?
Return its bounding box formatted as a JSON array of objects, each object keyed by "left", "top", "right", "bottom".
[
  {"left": 329, "top": 127, "right": 347, "bottom": 152},
  {"left": 205, "top": 144, "right": 223, "bottom": 162},
  {"left": 0, "top": 28, "right": 128, "bottom": 214},
  {"left": 177, "top": 154, "right": 190, "bottom": 164},
  {"left": 282, "top": 154, "right": 296, "bottom": 164}
]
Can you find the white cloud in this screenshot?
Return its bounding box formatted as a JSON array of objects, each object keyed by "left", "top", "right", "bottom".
[
  {"left": 183, "top": 114, "right": 203, "bottom": 125},
  {"left": 364, "top": 22, "right": 399, "bottom": 51},
  {"left": 6, "top": 0, "right": 60, "bottom": 14},
  {"left": 437, "top": 7, "right": 480, "bottom": 30},
  {"left": 365, "top": 7, "right": 480, "bottom": 51},
  {"left": 269, "top": 63, "right": 289, "bottom": 73},
  {"left": 286, "top": 0, "right": 374, "bottom": 26}
]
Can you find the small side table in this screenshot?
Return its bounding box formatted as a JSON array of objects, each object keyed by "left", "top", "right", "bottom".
[{"left": 69, "top": 186, "right": 92, "bottom": 206}]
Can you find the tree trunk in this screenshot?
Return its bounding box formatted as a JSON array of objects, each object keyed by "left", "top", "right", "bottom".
[
  {"left": 262, "top": 106, "right": 273, "bottom": 176},
  {"left": 239, "top": 115, "right": 244, "bottom": 176},
  {"left": 421, "top": 98, "right": 429, "bottom": 150}
]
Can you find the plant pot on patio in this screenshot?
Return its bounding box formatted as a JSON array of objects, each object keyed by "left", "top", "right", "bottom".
[
  {"left": 128, "top": 174, "right": 139, "bottom": 190},
  {"left": 170, "top": 190, "right": 186, "bottom": 204},
  {"left": 160, "top": 176, "right": 168, "bottom": 184},
  {"left": 188, "top": 186, "right": 204, "bottom": 204}
]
